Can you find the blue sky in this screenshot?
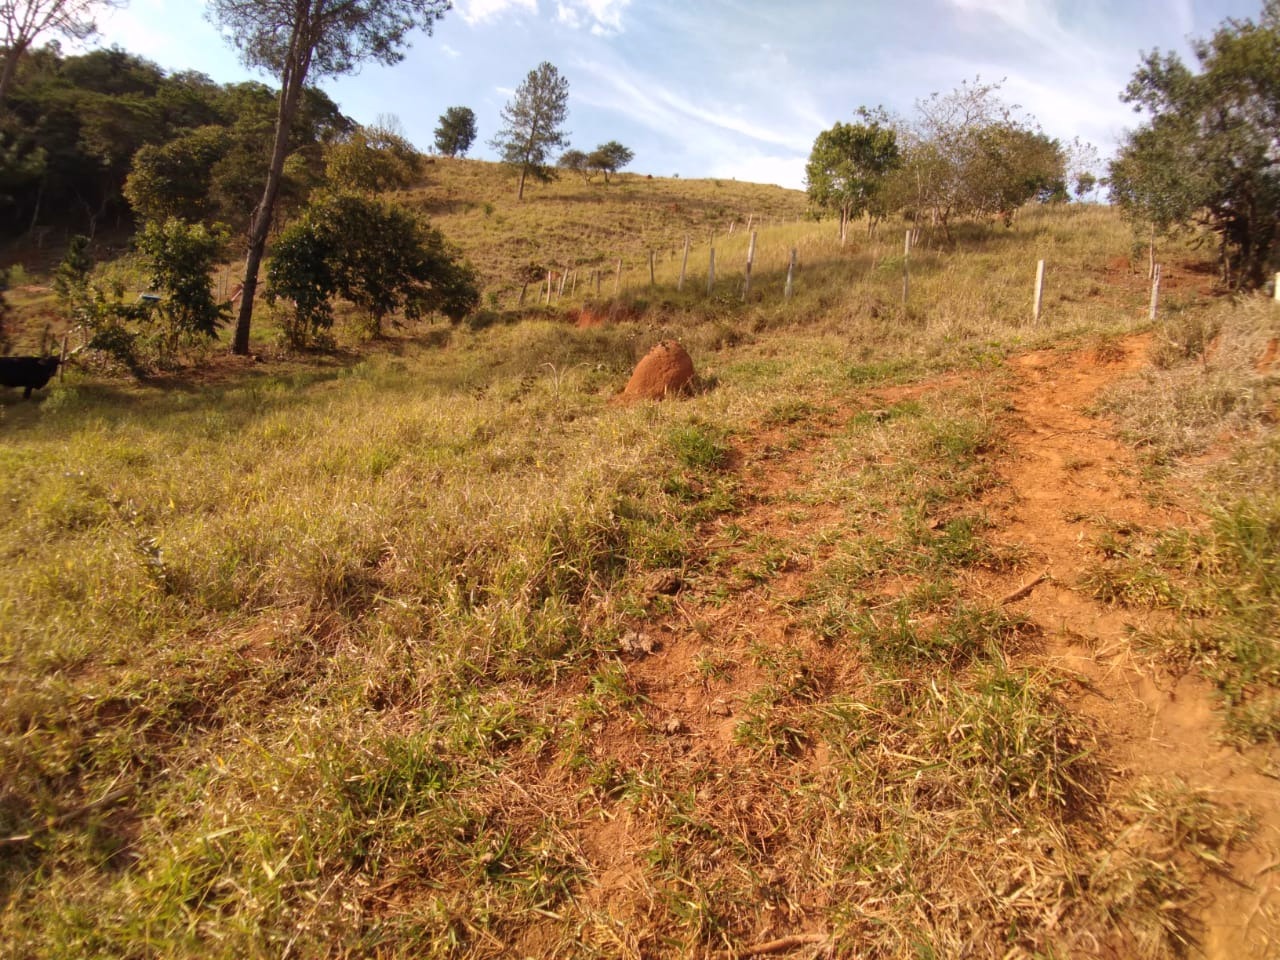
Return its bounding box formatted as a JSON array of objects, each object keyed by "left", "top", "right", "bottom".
[{"left": 93, "top": 1, "right": 1263, "bottom": 189}]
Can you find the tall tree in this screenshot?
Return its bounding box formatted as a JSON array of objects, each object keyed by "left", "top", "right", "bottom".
[
  {"left": 1110, "top": 2, "right": 1280, "bottom": 288},
  {"left": 805, "top": 108, "right": 900, "bottom": 243},
  {"left": 587, "top": 140, "right": 632, "bottom": 183},
  {"left": 489, "top": 61, "right": 569, "bottom": 200},
  {"left": 208, "top": 0, "right": 451, "bottom": 355},
  {"left": 0, "top": 0, "right": 122, "bottom": 105},
  {"left": 433, "top": 104, "right": 475, "bottom": 157}
]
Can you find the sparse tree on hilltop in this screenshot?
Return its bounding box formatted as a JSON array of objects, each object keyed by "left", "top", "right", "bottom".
[
  {"left": 490, "top": 61, "right": 570, "bottom": 200},
  {"left": 588, "top": 140, "right": 632, "bottom": 183},
  {"left": 558, "top": 148, "right": 591, "bottom": 180},
  {"left": 0, "top": 0, "right": 123, "bottom": 105},
  {"left": 208, "top": 0, "right": 451, "bottom": 355},
  {"left": 434, "top": 105, "right": 476, "bottom": 157}
]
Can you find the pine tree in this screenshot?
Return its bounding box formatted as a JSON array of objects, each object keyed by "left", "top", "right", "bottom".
[{"left": 489, "top": 62, "right": 570, "bottom": 200}]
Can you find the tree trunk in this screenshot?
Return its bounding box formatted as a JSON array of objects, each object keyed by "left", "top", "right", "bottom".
[
  {"left": 0, "top": 43, "right": 27, "bottom": 107},
  {"left": 231, "top": 36, "right": 311, "bottom": 355},
  {"left": 26, "top": 176, "right": 44, "bottom": 236},
  {"left": 517, "top": 165, "right": 527, "bottom": 201}
]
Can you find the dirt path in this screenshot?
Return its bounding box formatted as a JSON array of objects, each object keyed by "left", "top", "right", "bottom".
[
  {"left": 586, "top": 336, "right": 1279, "bottom": 956},
  {"left": 988, "top": 336, "right": 1280, "bottom": 958}
]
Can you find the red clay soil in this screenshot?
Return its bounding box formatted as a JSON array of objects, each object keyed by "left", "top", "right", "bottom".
[
  {"left": 587, "top": 336, "right": 1280, "bottom": 956},
  {"left": 985, "top": 336, "right": 1280, "bottom": 958},
  {"left": 620, "top": 340, "right": 695, "bottom": 401}
]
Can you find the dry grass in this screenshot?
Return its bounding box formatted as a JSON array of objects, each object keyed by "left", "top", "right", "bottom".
[{"left": 1, "top": 168, "right": 1275, "bottom": 957}]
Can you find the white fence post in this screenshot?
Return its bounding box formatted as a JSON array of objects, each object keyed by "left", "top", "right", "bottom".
[
  {"left": 1033, "top": 260, "right": 1046, "bottom": 322},
  {"left": 902, "top": 230, "right": 911, "bottom": 305}
]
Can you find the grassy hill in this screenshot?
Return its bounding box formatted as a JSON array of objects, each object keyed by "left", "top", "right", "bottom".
[
  {"left": 2, "top": 171, "right": 1279, "bottom": 958},
  {"left": 400, "top": 158, "right": 811, "bottom": 302}
]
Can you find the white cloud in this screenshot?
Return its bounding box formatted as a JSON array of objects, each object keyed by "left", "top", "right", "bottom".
[
  {"left": 456, "top": 0, "right": 538, "bottom": 26},
  {"left": 440, "top": 43, "right": 462, "bottom": 58},
  {"left": 708, "top": 151, "right": 808, "bottom": 191},
  {"left": 945, "top": 0, "right": 1069, "bottom": 48},
  {"left": 556, "top": 0, "right": 631, "bottom": 35},
  {"left": 575, "top": 59, "right": 814, "bottom": 152}
]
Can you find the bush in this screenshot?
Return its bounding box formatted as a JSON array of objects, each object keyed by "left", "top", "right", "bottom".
[{"left": 267, "top": 193, "right": 480, "bottom": 346}]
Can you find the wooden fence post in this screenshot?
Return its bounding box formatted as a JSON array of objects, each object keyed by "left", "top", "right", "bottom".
[
  {"left": 1033, "top": 260, "right": 1046, "bottom": 322},
  {"left": 707, "top": 248, "right": 716, "bottom": 297},
  {"left": 1149, "top": 263, "right": 1163, "bottom": 320},
  {"left": 1273, "top": 272, "right": 1279, "bottom": 302},
  {"left": 678, "top": 236, "right": 690, "bottom": 292},
  {"left": 902, "top": 230, "right": 911, "bottom": 305},
  {"left": 614, "top": 258, "right": 622, "bottom": 295},
  {"left": 518, "top": 282, "right": 528, "bottom": 306},
  {"left": 649, "top": 250, "right": 656, "bottom": 286},
  {"left": 785, "top": 247, "right": 797, "bottom": 300},
  {"left": 742, "top": 231, "right": 757, "bottom": 301},
  {"left": 544, "top": 270, "right": 553, "bottom": 306},
  {"left": 570, "top": 270, "right": 577, "bottom": 296},
  {"left": 558, "top": 269, "right": 568, "bottom": 297}
]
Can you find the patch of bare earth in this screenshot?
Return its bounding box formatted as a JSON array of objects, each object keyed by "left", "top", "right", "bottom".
[
  {"left": 579, "top": 336, "right": 1279, "bottom": 956},
  {"left": 982, "top": 335, "right": 1280, "bottom": 958}
]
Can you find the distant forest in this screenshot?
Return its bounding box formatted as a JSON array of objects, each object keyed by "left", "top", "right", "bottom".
[{"left": 0, "top": 44, "right": 352, "bottom": 240}]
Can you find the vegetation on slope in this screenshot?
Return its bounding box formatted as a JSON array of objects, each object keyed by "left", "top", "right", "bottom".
[{"left": 3, "top": 183, "right": 1279, "bottom": 955}]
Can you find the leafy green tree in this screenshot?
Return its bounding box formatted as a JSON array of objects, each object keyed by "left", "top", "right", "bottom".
[
  {"left": 135, "top": 218, "right": 229, "bottom": 348},
  {"left": 208, "top": 0, "right": 451, "bottom": 355},
  {"left": 558, "top": 148, "right": 591, "bottom": 180},
  {"left": 1110, "top": 2, "right": 1280, "bottom": 288},
  {"left": 489, "top": 61, "right": 570, "bottom": 200},
  {"left": 891, "top": 79, "right": 1064, "bottom": 239},
  {"left": 0, "top": 0, "right": 123, "bottom": 105},
  {"left": 805, "top": 109, "right": 900, "bottom": 242},
  {"left": 264, "top": 211, "right": 337, "bottom": 347},
  {"left": 325, "top": 120, "right": 422, "bottom": 193},
  {"left": 267, "top": 193, "right": 479, "bottom": 344},
  {"left": 124, "top": 125, "right": 231, "bottom": 223},
  {"left": 587, "top": 140, "right": 632, "bottom": 183},
  {"left": 51, "top": 232, "right": 92, "bottom": 302},
  {"left": 433, "top": 105, "right": 476, "bottom": 157}
]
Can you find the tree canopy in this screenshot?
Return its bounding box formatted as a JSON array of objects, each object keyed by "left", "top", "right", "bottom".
[
  {"left": 1109, "top": 1, "right": 1280, "bottom": 288},
  {"left": 489, "top": 61, "right": 570, "bottom": 200},
  {"left": 324, "top": 119, "right": 423, "bottom": 194},
  {"left": 434, "top": 105, "right": 476, "bottom": 157},
  {"left": 266, "top": 192, "right": 480, "bottom": 345},
  {"left": 0, "top": 44, "right": 349, "bottom": 237},
  {"left": 805, "top": 109, "right": 900, "bottom": 242},
  {"left": 208, "top": 0, "right": 451, "bottom": 353},
  {"left": 0, "top": 0, "right": 122, "bottom": 104},
  {"left": 588, "top": 140, "right": 633, "bottom": 183}
]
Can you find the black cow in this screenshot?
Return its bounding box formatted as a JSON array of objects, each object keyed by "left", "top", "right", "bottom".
[{"left": 0, "top": 356, "right": 61, "bottom": 398}]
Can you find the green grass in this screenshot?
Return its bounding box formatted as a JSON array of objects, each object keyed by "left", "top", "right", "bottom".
[{"left": 2, "top": 186, "right": 1277, "bottom": 956}]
